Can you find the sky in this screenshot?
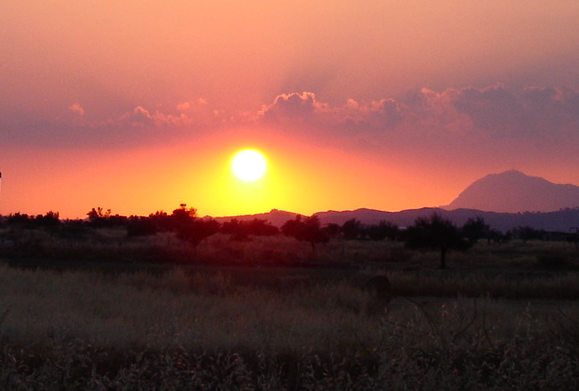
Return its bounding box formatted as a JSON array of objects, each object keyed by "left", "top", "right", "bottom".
[{"left": 1, "top": 0, "right": 579, "bottom": 218}]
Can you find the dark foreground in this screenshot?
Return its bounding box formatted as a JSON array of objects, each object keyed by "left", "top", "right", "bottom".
[{"left": 1, "top": 231, "right": 578, "bottom": 389}]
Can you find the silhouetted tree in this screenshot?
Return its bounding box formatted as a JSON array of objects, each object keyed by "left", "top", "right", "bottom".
[
  {"left": 282, "top": 215, "right": 329, "bottom": 255},
  {"left": 508, "top": 226, "right": 545, "bottom": 243},
  {"left": 488, "top": 228, "right": 508, "bottom": 244},
  {"left": 221, "top": 218, "right": 278, "bottom": 240},
  {"left": 366, "top": 221, "right": 400, "bottom": 241},
  {"left": 322, "top": 223, "right": 342, "bottom": 238},
  {"left": 170, "top": 205, "right": 220, "bottom": 248},
  {"left": 127, "top": 216, "right": 157, "bottom": 237},
  {"left": 342, "top": 219, "right": 363, "bottom": 240},
  {"left": 170, "top": 204, "right": 197, "bottom": 228},
  {"left": 404, "top": 214, "right": 470, "bottom": 269},
  {"left": 221, "top": 219, "right": 246, "bottom": 240},
  {"left": 462, "top": 217, "right": 491, "bottom": 244},
  {"left": 147, "top": 210, "right": 178, "bottom": 232},
  {"left": 246, "top": 218, "right": 279, "bottom": 236},
  {"left": 34, "top": 211, "right": 61, "bottom": 227},
  {"left": 87, "top": 207, "right": 111, "bottom": 221},
  {"left": 86, "top": 207, "right": 126, "bottom": 227},
  {"left": 6, "top": 213, "right": 32, "bottom": 226},
  {"left": 176, "top": 218, "right": 220, "bottom": 248}
]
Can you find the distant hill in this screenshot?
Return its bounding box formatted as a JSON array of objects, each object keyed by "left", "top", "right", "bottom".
[
  {"left": 214, "top": 206, "right": 579, "bottom": 233},
  {"left": 447, "top": 170, "right": 579, "bottom": 213},
  {"left": 213, "top": 209, "right": 299, "bottom": 227},
  {"left": 315, "top": 207, "right": 579, "bottom": 232}
]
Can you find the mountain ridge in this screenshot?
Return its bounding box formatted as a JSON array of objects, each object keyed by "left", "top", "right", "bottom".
[
  {"left": 447, "top": 170, "right": 579, "bottom": 212},
  {"left": 211, "top": 206, "right": 579, "bottom": 233},
  {"left": 209, "top": 171, "right": 579, "bottom": 232}
]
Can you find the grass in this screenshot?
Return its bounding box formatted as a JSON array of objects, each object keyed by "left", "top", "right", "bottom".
[
  {"left": 0, "top": 228, "right": 578, "bottom": 388},
  {"left": 0, "top": 265, "right": 578, "bottom": 389}
]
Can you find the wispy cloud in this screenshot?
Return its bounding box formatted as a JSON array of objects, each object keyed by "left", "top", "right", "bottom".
[
  {"left": 68, "top": 103, "right": 85, "bottom": 117},
  {"left": 2, "top": 85, "right": 579, "bottom": 152}
]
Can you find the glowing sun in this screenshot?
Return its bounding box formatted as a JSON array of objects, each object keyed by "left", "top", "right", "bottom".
[{"left": 231, "top": 149, "right": 267, "bottom": 182}]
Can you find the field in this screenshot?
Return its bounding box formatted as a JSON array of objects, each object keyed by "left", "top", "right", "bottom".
[{"left": 0, "top": 228, "right": 578, "bottom": 389}]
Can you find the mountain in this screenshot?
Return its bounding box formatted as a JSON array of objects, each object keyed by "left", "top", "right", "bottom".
[
  {"left": 315, "top": 207, "right": 579, "bottom": 232},
  {"left": 213, "top": 209, "right": 299, "bottom": 227},
  {"left": 314, "top": 207, "right": 441, "bottom": 227},
  {"left": 209, "top": 170, "right": 579, "bottom": 232},
  {"left": 447, "top": 170, "right": 579, "bottom": 213},
  {"left": 214, "top": 206, "right": 579, "bottom": 233}
]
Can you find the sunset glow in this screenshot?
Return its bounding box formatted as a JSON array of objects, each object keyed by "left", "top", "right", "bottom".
[{"left": 1, "top": 1, "right": 579, "bottom": 218}]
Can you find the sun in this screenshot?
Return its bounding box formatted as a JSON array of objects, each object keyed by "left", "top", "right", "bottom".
[{"left": 231, "top": 149, "right": 267, "bottom": 182}]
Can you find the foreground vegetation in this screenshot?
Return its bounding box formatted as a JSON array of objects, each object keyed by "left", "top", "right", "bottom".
[
  {"left": 0, "top": 209, "right": 578, "bottom": 389},
  {"left": 0, "top": 262, "right": 578, "bottom": 389}
]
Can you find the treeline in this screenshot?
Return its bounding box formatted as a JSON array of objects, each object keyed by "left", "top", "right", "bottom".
[
  {"left": 0, "top": 207, "right": 577, "bottom": 244},
  {"left": 1, "top": 206, "right": 578, "bottom": 268}
]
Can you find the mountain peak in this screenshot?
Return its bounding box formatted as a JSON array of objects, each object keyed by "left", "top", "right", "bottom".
[{"left": 447, "top": 171, "right": 579, "bottom": 213}]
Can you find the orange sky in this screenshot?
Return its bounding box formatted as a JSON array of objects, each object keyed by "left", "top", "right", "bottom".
[{"left": 1, "top": 1, "right": 579, "bottom": 218}]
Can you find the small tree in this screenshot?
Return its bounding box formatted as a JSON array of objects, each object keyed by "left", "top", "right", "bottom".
[
  {"left": 404, "top": 214, "right": 470, "bottom": 269},
  {"left": 170, "top": 204, "right": 220, "bottom": 248},
  {"left": 177, "top": 219, "right": 220, "bottom": 248},
  {"left": 366, "top": 221, "right": 400, "bottom": 241},
  {"left": 282, "top": 215, "right": 328, "bottom": 256},
  {"left": 462, "top": 217, "right": 491, "bottom": 244},
  {"left": 87, "top": 207, "right": 111, "bottom": 221},
  {"left": 127, "top": 216, "right": 157, "bottom": 237},
  {"left": 86, "top": 207, "right": 126, "bottom": 227},
  {"left": 323, "top": 223, "right": 342, "bottom": 238},
  {"left": 221, "top": 218, "right": 278, "bottom": 241},
  {"left": 508, "top": 226, "right": 545, "bottom": 243},
  {"left": 342, "top": 218, "right": 363, "bottom": 240},
  {"left": 34, "top": 211, "right": 60, "bottom": 227}
]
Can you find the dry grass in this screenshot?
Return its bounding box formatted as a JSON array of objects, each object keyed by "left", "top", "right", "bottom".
[
  {"left": 0, "top": 265, "right": 578, "bottom": 389},
  {"left": 1, "top": 229, "right": 579, "bottom": 388},
  {"left": 2, "top": 227, "right": 578, "bottom": 269}
]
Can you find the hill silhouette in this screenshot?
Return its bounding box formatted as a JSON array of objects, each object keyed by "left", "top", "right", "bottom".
[
  {"left": 447, "top": 170, "right": 579, "bottom": 212},
  {"left": 208, "top": 171, "right": 579, "bottom": 232},
  {"left": 213, "top": 207, "right": 579, "bottom": 233},
  {"left": 212, "top": 209, "right": 298, "bottom": 227}
]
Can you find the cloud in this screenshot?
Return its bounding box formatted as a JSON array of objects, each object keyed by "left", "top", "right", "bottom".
[
  {"left": 258, "top": 88, "right": 467, "bottom": 137},
  {"left": 260, "top": 92, "right": 325, "bottom": 124},
  {"left": 176, "top": 102, "right": 191, "bottom": 113},
  {"left": 3, "top": 86, "right": 579, "bottom": 153},
  {"left": 259, "top": 92, "right": 403, "bottom": 133},
  {"left": 68, "top": 103, "right": 85, "bottom": 116},
  {"left": 115, "top": 99, "right": 222, "bottom": 130},
  {"left": 257, "top": 86, "right": 579, "bottom": 145},
  {"left": 176, "top": 98, "right": 208, "bottom": 113}
]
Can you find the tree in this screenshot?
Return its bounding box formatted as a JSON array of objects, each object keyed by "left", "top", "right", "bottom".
[
  {"left": 404, "top": 214, "right": 470, "bottom": 269},
  {"left": 462, "top": 217, "right": 491, "bottom": 244},
  {"left": 170, "top": 205, "right": 220, "bottom": 248},
  {"left": 87, "top": 207, "right": 111, "bottom": 221},
  {"left": 322, "top": 223, "right": 342, "bottom": 238},
  {"left": 176, "top": 218, "right": 220, "bottom": 248},
  {"left": 508, "top": 226, "right": 545, "bottom": 243},
  {"left": 86, "top": 207, "right": 126, "bottom": 227},
  {"left": 127, "top": 216, "right": 157, "bottom": 237},
  {"left": 221, "top": 218, "right": 279, "bottom": 240},
  {"left": 342, "top": 218, "right": 363, "bottom": 240},
  {"left": 366, "top": 221, "right": 400, "bottom": 241},
  {"left": 170, "top": 204, "right": 197, "bottom": 229},
  {"left": 148, "top": 210, "right": 172, "bottom": 231},
  {"left": 282, "top": 215, "right": 329, "bottom": 255},
  {"left": 6, "top": 213, "right": 32, "bottom": 226}
]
